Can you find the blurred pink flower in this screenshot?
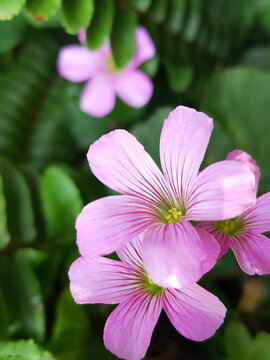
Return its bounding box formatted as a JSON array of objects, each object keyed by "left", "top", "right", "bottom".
[
  {"left": 76, "top": 106, "right": 256, "bottom": 289},
  {"left": 57, "top": 26, "right": 155, "bottom": 117},
  {"left": 198, "top": 150, "right": 270, "bottom": 275},
  {"left": 69, "top": 235, "right": 226, "bottom": 360}
]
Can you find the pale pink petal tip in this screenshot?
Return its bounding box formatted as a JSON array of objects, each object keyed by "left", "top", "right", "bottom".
[
  {"left": 188, "top": 160, "right": 257, "bottom": 221},
  {"left": 163, "top": 284, "right": 226, "bottom": 341},
  {"left": 117, "top": 70, "right": 153, "bottom": 108},
  {"left": 68, "top": 256, "right": 135, "bottom": 304},
  {"left": 226, "top": 149, "right": 260, "bottom": 193},
  {"left": 231, "top": 231, "right": 270, "bottom": 275},
  {"left": 132, "top": 26, "right": 156, "bottom": 67},
  {"left": 87, "top": 128, "right": 167, "bottom": 200},
  {"left": 80, "top": 77, "right": 116, "bottom": 117},
  {"left": 160, "top": 106, "right": 213, "bottom": 200},
  {"left": 245, "top": 192, "right": 270, "bottom": 233},
  {"left": 75, "top": 195, "right": 153, "bottom": 257},
  {"left": 57, "top": 45, "right": 103, "bottom": 83}
]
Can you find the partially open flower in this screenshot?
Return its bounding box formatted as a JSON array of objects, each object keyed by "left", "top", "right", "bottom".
[{"left": 198, "top": 150, "right": 270, "bottom": 275}]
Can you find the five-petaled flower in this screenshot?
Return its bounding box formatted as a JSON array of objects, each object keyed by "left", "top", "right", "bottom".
[
  {"left": 198, "top": 150, "right": 270, "bottom": 275},
  {"left": 57, "top": 26, "right": 155, "bottom": 117},
  {"left": 76, "top": 106, "right": 256, "bottom": 290},
  {"left": 69, "top": 235, "right": 226, "bottom": 360}
]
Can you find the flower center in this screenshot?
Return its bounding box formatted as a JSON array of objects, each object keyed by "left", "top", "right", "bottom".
[
  {"left": 143, "top": 273, "right": 164, "bottom": 293},
  {"left": 106, "top": 56, "right": 117, "bottom": 72},
  {"left": 164, "top": 207, "right": 184, "bottom": 224},
  {"left": 215, "top": 218, "right": 240, "bottom": 236}
]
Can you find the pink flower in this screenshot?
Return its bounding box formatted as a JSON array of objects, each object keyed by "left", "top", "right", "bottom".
[
  {"left": 198, "top": 150, "right": 270, "bottom": 275},
  {"left": 76, "top": 106, "right": 256, "bottom": 289},
  {"left": 57, "top": 26, "right": 155, "bottom": 117},
  {"left": 69, "top": 235, "right": 226, "bottom": 360}
]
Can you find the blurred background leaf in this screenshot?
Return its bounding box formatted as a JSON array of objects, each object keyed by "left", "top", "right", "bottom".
[
  {"left": 111, "top": 5, "right": 137, "bottom": 69},
  {"left": 41, "top": 166, "right": 83, "bottom": 241},
  {"left": 61, "top": 0, "right": 94, "bottom": 35},
  {"left": 0, "top": 0, "right": 26, "bottom": 20},
  {"left": 0, "top": 339, "right": 55, "bottom": 359}
]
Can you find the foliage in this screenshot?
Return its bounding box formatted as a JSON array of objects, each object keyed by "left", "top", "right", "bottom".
[{"left": 0, "top": 0, "right": 270, "bottom": 359}]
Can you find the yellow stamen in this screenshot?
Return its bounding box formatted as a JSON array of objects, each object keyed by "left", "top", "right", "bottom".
[
  {"left": 164, "top": 207, "right": 184, "bottom": 224},
  {"left": 215, "top": 218, "right": 240, "bottom": 236},
  {"left": 106, "top": 56, "right": 118, "bottom": 72}
]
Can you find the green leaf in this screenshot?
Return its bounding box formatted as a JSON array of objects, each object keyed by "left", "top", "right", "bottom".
[
  {"left": 23, "top": 8, "right": 60, "bottom": 27},
  {"left": 164, "top": 61, "right": 193, "bottom": 92},
  {"left": 0, "top": 250, "right": 45, "bottom": 342},
  {"left": 26, "top": 0, "right": 61, "bottom": 20},
  {"left": 249, "top": 332, "right": 270, "bottom": 360},
  {"left": 110, "top": 97, "right": 146, "bottom": 125},
  {"left": 0, "top": 16, "right": 27, "bottom": 53},
  {"left": 182, "top": 0, "right": 202, "bottom": 42},
  {"left": 224, "top": 321, "right": 252, "bottom": 360},
  {"left": 19, "top": 164, "right": 47, "bottom": 242},
  {"left": 61, "top": 0, "right": 94, "bottom": 34},
  {"left": 201, "top": 67, "right": 270, "bottom": 194},
  {"left": 0, "top": 176, "right": 10, "bottom": 249},
  {"left": 139, "top": 55, "right": 159, "bottom": 77},
  {"left": 259, "top": 8, "right": 270, "bottom": 35},
  {"left": 0, "top": 158, "right": 36, "bottom": 244},
  {"left": 147, "top": 0, "right": 168, "bottom": 23},
  {"left": 0, "top": 31, "right": 59, "bottom": 162},
  {"left": 86, "top": 0, "right": 114, "bottom": 50},
  {"left": 166, "top": 0, "right": 186, "bottom": 33},
  {"left": 41, "top": 166, "right": 83, "bottom": 241},
  {"left": 0, "top": 339, "right": 54, "bottom": 359},
  {"left": 0, "top": 0, "right": 26, "bottom": 20},
  {"left": 0, "top": 285, "right": 9, "bottom": 340},
  {"left": 242, "top": 46, "right": 270, "bottom": 72},
  {"left": 111, "top": 6, "right": 137, "bottom": 69},
  {"left": 48, "top": 288, "right": 88, "bottom": 360},
  {"left": 126, "top": 0, "right": 152, "bottom": 12}
]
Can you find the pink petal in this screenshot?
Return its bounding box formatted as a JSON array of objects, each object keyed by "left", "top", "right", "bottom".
[
  {"left": 69, "top": 256, "right": 138, "bottom": 304},
  {"left": 104, "top": 292, "right": 162, "bottom": 360},
  {"left": 88, "top": 129, "right": 171, "bottom": 206},
  {"left": 226, "top": 150, "right": 260, "bottom": 193},
  {"left": 129, "top": 26, "right": 155, "bottom": 68},
  {"left": 78, "top": 29, "right": 86, "bottom": 44},
  {"left": 230, "top": 231, "right": 270, "bottom": 275},
  {"left": 187, "top": 160, "right": 256, "bottom": 221},
  {"left": 116, "top": 70, "right": 153, "bottom": 108},
  {"left": 57, "top": 45, "right": 103, "bottom": 82},
  {"left": 76, "top": 195, "right": 156, "bottom": 257},
  {"left": 159, "top": 106, "right": 213, "bottom": 204},
  {"left": 117, "top": 233, "right": 144, "bottom": 269},
  {"left": 142, "top": 221, "right": 220, "bottom": 289},
  {"left": 163, "top": 284, "right": 226, "bottom": 341},
  {"left": 243, "top": 192, "right": 270, "bottom": 233},
  {"left": 197, "top": 222, "right": 230, "bottom": 257},
  {"left": 80, "top": 76, "right": 116, "bottom": 117}
]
